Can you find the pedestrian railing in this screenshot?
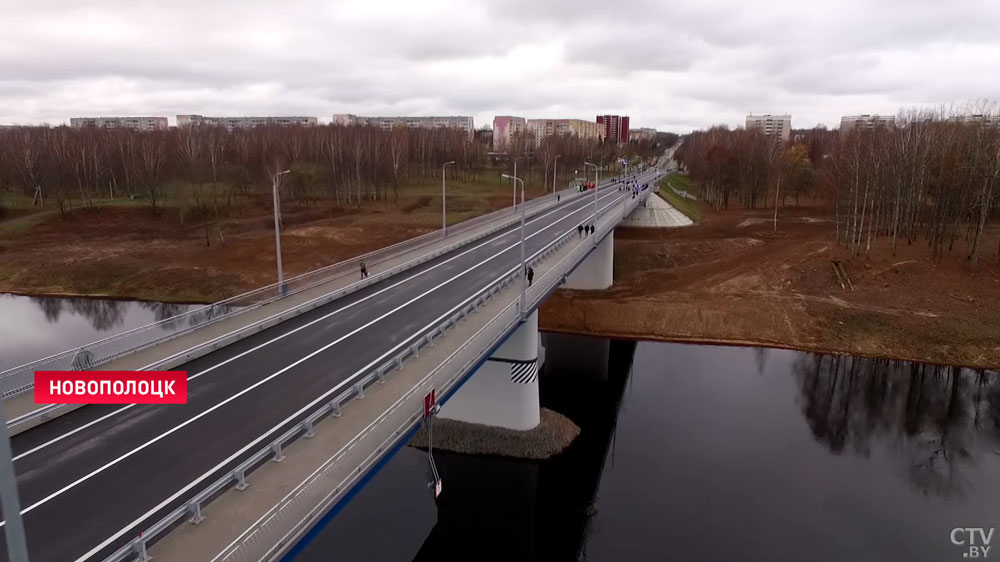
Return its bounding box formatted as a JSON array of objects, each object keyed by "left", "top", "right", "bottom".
[
  {"left": 102, "top": 187, "right": 649, "bottom": 562},
  {"left": 0, "top": 184, "right": 597, "bottom": 401}
]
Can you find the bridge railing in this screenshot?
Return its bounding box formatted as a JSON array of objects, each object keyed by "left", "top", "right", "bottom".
[
  {"left": 103, "top": 186, "right": 650, "bottom": 562},
  {"left": 0, "top": 184, "right": 595, "bottom": 400}
]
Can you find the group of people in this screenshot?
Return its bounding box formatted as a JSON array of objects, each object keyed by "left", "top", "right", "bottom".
[{"left": 577, "top": 224, "right": 595, "bottom": 237}]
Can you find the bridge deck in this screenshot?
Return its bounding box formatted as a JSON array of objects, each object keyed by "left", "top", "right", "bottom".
[{"left": 0, "top": 175, "right": 655, "bottom": 562}]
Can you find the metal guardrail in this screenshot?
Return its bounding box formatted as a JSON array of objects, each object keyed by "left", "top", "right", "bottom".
[
  {"left": 103, "top": 186, "right": 650, "bottom": 562},
  {"left": 0, "top": 184, "right": 597, "bottom": 400}
]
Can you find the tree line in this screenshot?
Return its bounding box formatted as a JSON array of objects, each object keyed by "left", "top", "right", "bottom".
[
  {"left": 0, "top": 124, "right": 677, "bottom": 220},
  {"left": 676, "top": 105, "right": 1000, "bottom": 267}
]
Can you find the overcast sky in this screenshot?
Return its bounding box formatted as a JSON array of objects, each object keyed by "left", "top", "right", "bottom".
[{"left": 2, "top": 0, "right": 999, "bottom": 132}]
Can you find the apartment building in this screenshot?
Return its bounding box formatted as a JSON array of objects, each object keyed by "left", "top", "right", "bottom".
[
  {"left": 176, "top": 115, "right": 318, "bottom": 130},
  {"left": 597, "top": 115, "right": 630, "bottom": 144},
  {"left": 338, "top": 115, "right": 474, "bottom": 137},
  {"left": 629, "top": 127, "right": 658, "bottom": 140},
  {"left": 492, "top": 116, "right": 527, "bottom": 150},
  {"left": 526, "top": 118, "right": 603, "bottom": 147},
  {"left": 745, "top": 114, "right": 791, "bottom": 141},
  {"left": 840, "top": 114, "right": 896, "bottom": 131},
  {"left": 70, "top": 116, "right": 168, "bottom": 131},
  {"left": 947, "top": 114, "right": 1000, "bottom": 127}
]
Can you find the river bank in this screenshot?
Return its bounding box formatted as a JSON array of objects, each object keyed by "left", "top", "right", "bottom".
[{"left": 539, "top": 202, "right": 1000, "bottom": 370}]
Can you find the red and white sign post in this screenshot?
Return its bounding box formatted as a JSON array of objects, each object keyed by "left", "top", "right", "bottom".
[{"left": 424, "top": 388, "right": 442, "bottom": 498}]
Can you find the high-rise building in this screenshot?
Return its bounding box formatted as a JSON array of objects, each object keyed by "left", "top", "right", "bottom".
[
  {"left": 70, "top": 116, "right": 168, "bottom": 131},
  {"left": 492, "top": 116, "right": 527, "bottom": 150},
  {"left": 177, "top": 115, "right": 317, "bottom": 130},
  {"left": 840, "top": 115, "right": 895, "bottom": 131},
  {"left": 745, "top": 114, "right": 791, "bottom": 141},
  {"left": 526, "top": 119, "right": 602, "bottom": 147},
  {"left": 597, "top": 115, "right": 630, "bottom": 144}
]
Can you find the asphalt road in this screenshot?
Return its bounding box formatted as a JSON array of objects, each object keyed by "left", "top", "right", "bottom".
[{"left": 1, "top": 168, "right": 660, "bottom": 561}]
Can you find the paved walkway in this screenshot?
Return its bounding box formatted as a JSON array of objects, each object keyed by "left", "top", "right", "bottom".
[{"left": 621, "top": 192, "right": 693, "bottom": 228}]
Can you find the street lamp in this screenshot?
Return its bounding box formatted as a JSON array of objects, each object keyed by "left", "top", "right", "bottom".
[
  {"left": 272, "top": 169, "right": 291, "bottom": 296},
  {"left": 501, "top": 173, "right": 528, "bottom": 320},
  {"left": 552, "top": 155, "right": 561, "bottom": 199},
  {"left": 0, "top": 395, "right": 27, "bottom": 562},
  {"left": 513, "top": 156, "right": 529, "bottom": 210},
  {"left": 442, "top": 161, "right": 455, "bottom": 237},
  {"left": 584, "top": 162, "right": 599, "bottom": 245}
]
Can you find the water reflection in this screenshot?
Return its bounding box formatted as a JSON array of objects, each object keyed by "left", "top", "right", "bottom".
[
  {"left": 794, "top": 354, "right": 1000, "bottom": 498},
  {"left": 0, "top": 293, "right": 213, "bottom": 371},
  {"left": 251, "top": 339, "right": 1000, "bottom": 562}
]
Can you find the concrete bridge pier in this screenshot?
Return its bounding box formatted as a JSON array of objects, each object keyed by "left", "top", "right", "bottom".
[
  {"left": 563, "top": 233, "right": 614, "bottom": 290},
  {"left": 438, "top": 311, "right": 541, "bottom": 431}
]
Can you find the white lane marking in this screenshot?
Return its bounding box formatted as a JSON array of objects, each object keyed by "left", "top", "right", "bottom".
[
  {"left": 72, "top": 190, "right": 632, "bottom": 562},
  {"left": 12, "top": 188, "right": 619, "bottom": 463},
  {"left": 5, "top": 191, "right": 629, "bottom": 533}
]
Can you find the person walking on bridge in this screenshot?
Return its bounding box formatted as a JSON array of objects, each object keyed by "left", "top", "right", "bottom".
[
  {"left": 360, "top": 260, "right": 368, "bottom": 279},
  {"left": 526, "top": 266, "right": 535, "bottom": 287},
  {"left": 577, "top": 224, "right": 583, "bottom": 237}
]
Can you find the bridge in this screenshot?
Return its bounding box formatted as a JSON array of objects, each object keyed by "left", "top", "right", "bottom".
[{"left": 0, "top": 167, "right": 659, "bottom": 561}]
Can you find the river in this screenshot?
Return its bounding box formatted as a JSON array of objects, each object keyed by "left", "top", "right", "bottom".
[
  {"left": 2, "top": 295, "right": 998, "bottom": 561},
  {"left": 296, "top": 335, "right": 1000, "bottom": 562},
  {"left": 0, "top": 292, "right": 202, "bottom": 371}
]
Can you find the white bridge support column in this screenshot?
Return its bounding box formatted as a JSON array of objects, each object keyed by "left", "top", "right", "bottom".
[
  {"left": 564, "top": 233, "right": 614, "bottom": 290},
  {"left": 439, "top": 311, "right": 540, "bottom": 431}
]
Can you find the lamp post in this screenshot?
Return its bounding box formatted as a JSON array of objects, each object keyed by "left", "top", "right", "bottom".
[
  {"left": 552, "top": 155, "right": 561, "bottom": 199},
  {"left": 441, "top": 161, "right": 455, "bottom": 237},
  {"left": 584, "top": 161, "right": 599, "bottom": 245},
  {"left": 272, "top": 169, "right": 292, "bottom": 296},
  {"left": 501, "top": 173, "right": 527, "bottom": 320},
  {"left": 0, "top": 397, "right": 27, "bottom": 562},
  {"left": 512, "top": 156, "right": 529, "bottom": 211}
]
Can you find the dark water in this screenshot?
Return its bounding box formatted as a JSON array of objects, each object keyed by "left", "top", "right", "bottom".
[
  {"left": 0, "top": 293, "right": 202, "bottom": 370},
  {"left": 295, "top": 336, "right": 1000, "bottom": 562}
]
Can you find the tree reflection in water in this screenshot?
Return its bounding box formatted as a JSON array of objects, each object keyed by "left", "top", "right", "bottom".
[
  {"left": 31, "top": 296, "right": 127, "bottom": 331},
  {"left": 794, "top": 354, "right": 1000, "bottom": 498}
]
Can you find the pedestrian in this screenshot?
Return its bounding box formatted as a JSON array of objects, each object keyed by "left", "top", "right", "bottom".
[
  {"left": 557, "top": 194, "right": 561, "bottom": 202},
  {"left": 360, "top": 260, "right": 368, "bottom": 279},
  {"left": 577, "top": 224, "right": 583, "bottom": 237},
  {"left": 527, "top": 266, "right": 535, "bottom": 287}
]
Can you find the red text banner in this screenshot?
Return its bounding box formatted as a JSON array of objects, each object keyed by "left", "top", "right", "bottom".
[{"left": 34, "top": 371, "right": 187, "bottom": 404}]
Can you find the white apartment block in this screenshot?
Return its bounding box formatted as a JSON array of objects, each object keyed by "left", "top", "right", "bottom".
[
  {"left": 947, "top": 114, "right": 1000, "bottom": 127},
  {"left": 840, "top": 114, "right": 896, "bottom": 131},
  {"left": 526, "top": 118, "right": 602, "bottom": 147},
  {"left": 630, "top": 127, "right": 658, "bottom": 140},
  {"left": 351, "top": 115, "right": 475, "bottom": 138},
  {"left": 745, "top": 114, "right": 791, "bottom": 141},
  {"left": 177, "top": 115, "right": 318, "bottom": 130},
  {"left": 70, "top": 116, "right": 168, "bottom": 131}
]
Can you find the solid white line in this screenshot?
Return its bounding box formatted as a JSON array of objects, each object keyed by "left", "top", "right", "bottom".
[
  {"left": 6, "top": 190, "right": 626, "bottom": 536},
  {"left": 72, "top": 189, "right": 633, "bottom": 562},
  {"left": 12, "top": 188, "right": 618, "bottom": 463}
]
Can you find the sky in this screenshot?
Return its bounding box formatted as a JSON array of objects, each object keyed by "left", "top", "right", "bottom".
[{"left": 2, "top": 0, "right": 999, "bottom": 133}]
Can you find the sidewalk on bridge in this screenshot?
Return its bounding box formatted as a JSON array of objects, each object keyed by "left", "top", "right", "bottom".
[
  {"left": 620, "top": 192, "right": 694, "bottom": 228},
  {"left": 3, "top": 195, "right": 569, "bottom": 433},
  {"left": 146, "top": 193, "right": 605, "bottom": 562}
]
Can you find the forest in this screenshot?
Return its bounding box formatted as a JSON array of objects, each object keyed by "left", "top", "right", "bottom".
[
  {"left": 0, "top": 123, "right": 677, "bottom": 220},
  {"left": 676, "top": 106, "right": 1000, "bottom": 268}
]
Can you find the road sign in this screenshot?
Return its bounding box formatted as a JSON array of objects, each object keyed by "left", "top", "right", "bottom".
[{"left": 424, "top": 389, "right": 436, "bottom": 420}]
